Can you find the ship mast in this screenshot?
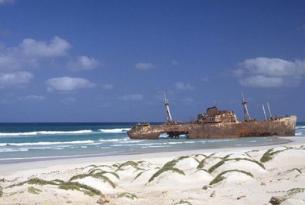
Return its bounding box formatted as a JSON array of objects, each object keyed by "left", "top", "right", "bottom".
[
  {"left": 262, "top": 104, "right": 267, "bottom": 120},
  {"left": 241, "top": 94, "right": 251, "bottom": 121},
  {"left": 267, "top": 102, "right": 272, "bottom": 119},
  {"left": 164, "top": 93, "right": 173, "bottom": 122}
]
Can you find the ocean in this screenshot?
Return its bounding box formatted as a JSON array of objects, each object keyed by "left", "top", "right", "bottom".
[{"left": 0, "top": 122, "right": 304, "bottom": 164}]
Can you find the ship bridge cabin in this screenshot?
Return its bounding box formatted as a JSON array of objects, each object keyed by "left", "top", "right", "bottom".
[{"left": 197, "top": 106, "right": 238, "bottom": 123}]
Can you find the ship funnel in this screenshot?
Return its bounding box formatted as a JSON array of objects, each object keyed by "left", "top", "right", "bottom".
[
  {"left": 164, "top": 93, "right": 173, "bottom": 122},
  {"left": 241, "top": 93, "right": 251, "bottom": 121}
]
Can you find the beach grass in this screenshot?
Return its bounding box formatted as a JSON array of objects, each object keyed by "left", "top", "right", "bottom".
[
  {"left": 69, "top": 173, "right": 116, "bottom": 188},
  {"left": 208, "top": 157, "right": 265, "bottom": 173},
  {"left": 7, "top": 177, "right": 102, "bottom": 196},
  {"left": 174, "top": 199, "right": 192, "bottom": 205},
  {"left": 197, "top": 153, "right": 215, "bottom": 169},
  {"left": 286, "top": 187, "right": 305, "bottom": 197},
  {"left": 209, "top": 169, "right": 253, "bottom": 185},
  {"left": 59, "top": 181, "right": 101, "bottom": 196},
  {"left": 117, "top": 192, "right": 137, "bottom": 200},
  {"left": 148, "top": 156, "right": 188, "bottom": 183},
  {"left": 88, "top": 169, "right": 120, "bottom": 179},
  {"left": 27, "top": 186, "right": 42, "bottom": 194},
  {"left": 260, "top": 148, "right": 290, "bottom": 163},
  {"left": 115, "top": 160, "right": 145, "bottom": 171}
]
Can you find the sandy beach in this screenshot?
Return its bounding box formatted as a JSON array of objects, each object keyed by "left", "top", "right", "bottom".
[{"left": 1, "top": 137, "right": 305, "bottom": 205}]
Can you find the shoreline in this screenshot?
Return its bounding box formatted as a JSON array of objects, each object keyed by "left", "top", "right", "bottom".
[
  {"left": 1, "top": 136, "right": 305, "bottom": 204},
  {"left": 1, "top": 136, "right": 304, "bottom": 176}
]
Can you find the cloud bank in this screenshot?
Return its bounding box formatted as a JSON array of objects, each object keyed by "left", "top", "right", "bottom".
[{"left": 235, "top": 57, "right": 305, "bottom": 87}]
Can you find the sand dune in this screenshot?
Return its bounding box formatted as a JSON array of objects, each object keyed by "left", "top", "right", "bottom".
[{"left": 1, "top": 142, "right": 305, "bottom": 205}]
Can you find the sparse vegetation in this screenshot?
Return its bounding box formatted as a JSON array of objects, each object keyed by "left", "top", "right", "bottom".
[
  {"left": 59, "top": 181, "right": 101, "bottom": 196},
  {"left": 208, "top": 157, "right": 265, "bottom": 173},
  {"left": 116, "top": 160, "right": 145, "bottom": 171},
  {"left": 88, "top": 168, "right": 119, "bottom": 179},
  {"left": 209, "top": 169, "right": 253, "bottom": 185},
  {"left": 260, "top": 148, "right": 290, "bottom": 163},
  {"left": 174, "top": 199, "right": 192, "bottom": 205},
  {"left": 28, "top": 186, "right": 42, "bottom": 194},
  {"left": 148, "top": 156, "right": 188, "bottom": 183},
  {"left": 286, "top": 168, "right": 302, "bottom": 174},
  {"left": 286, "top": 187, "right": 305, "bottom": 197},
  {"left": 197, "top": 153, "right": 215, "bottom": 169},
  {"left": 7, "top": 177, "right": 58, "bottom": 188},
  {"left": 6, "top": 177, "right": 102, "bottom": 196},
  {"left": 133, "top": 170, "right": 146, "bottom": 181},
  {"left": 117, "top": 192, "right": 137, "bottom": 200},
  {"left": 69, "top": 172, "right": 116, "bottom": 188}
]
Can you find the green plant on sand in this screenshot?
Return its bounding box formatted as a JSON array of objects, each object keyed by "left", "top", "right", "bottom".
[
  {"left": 208, "top": 157, "right": 265, "bottom": 173},
  {"left": 209, "top": 169, "right": 253, "bottom": 185},
  {"left": 69, "top": 172, "right": 116, "bottom": 188},
  {"left": 27, "top": 186, "right": 42, "bottom": 194},
  {"left": 260, "top": 148, "right": 290, "bottom": 163},
  {"left": 196, "top": 153, "right": 215, "bottom": 169},
  {"left": 174, "top": 199, "right": 192, "bottom": 205},
  {"left": 59, "top": 181, "right": 101, "bottom": 196},
  {"left": 117, "top": 192, "right": 138, "bottom": 200},
  {"left": 148, "top": 156, "right": 188, "bottom": 183},
  {"left": 115, "top": 160, "right": 146, "bottom": 171},
  {"left": 7, "top": 177, "right": 101, "bottom": 196}
]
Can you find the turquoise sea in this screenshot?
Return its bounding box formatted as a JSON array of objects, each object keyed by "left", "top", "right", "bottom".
[{"left": 0, "top": 122, "right": 304, "bottom": 164}]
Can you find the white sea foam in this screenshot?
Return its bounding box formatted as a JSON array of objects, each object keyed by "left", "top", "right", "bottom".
[
  {"left": 0, "top": 148, "right": 29, "bottom": 152},
  {"left": 0, "top": 140, "right": 94, "bottom": 147},
  {"left": 98, "top": 137, "right": 129, "bottom": 143},
  {"left": 0, "top": 130, "right": 93, "bottom": 137},
  {"left": 99, "top": 128, "right": 131, "bottom": 133}
]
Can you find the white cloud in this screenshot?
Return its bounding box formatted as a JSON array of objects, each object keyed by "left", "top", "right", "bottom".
[
  {"left": 240, "top": 75, "right": 284, "bottom": 87},
  {"left": 135, "top": 62, "right": 155, "bottom": 70},
  {"left": 68, "top": 55, "right": 99, "bottom": 70},
  {"left": 236, "top": 57, "right": 305, "bottom": 87},
  {"left": 0, "top": 71, "right": 33, "bottom": 88},
  {"left": 120, "top": 94, "right": 143, "bottom": 101},
  {"left": 175, "top": 82, "right": 195, "bottom": 91},
  {"left": 46, "top": 77, "right": 95, "bottom": 92},
  {"left": 0, "top": 36, "right": 71, "bottom": 71},
  {"left": 20, "top": 36, "right": 70, "bottom": 58}
]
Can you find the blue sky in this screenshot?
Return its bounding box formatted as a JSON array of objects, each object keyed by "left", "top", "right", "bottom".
[{"left": 0, "top": 0, "right": 305, "bottom": 122}]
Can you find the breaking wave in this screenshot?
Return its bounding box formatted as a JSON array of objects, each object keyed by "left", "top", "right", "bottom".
[
  {"left": 296, "top": 125, "right": 305, "bottom": 136},
  {"left": 0, "top": 140, "right": 95, "bottom": 147},
  {"left": 0, "top": 130, "right": 93, "bottom": 137},
  {"left": 99, "top": 128, "right": 130, "bottom": 133}
]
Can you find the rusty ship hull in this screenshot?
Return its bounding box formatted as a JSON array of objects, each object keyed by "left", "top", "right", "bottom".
[{"left": 127, "top": 115, "right": 297, "bottom": 139}]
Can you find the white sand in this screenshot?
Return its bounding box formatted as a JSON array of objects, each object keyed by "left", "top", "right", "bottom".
[{"left": 0, "top": 136, "right": 305, "bottom": 205}]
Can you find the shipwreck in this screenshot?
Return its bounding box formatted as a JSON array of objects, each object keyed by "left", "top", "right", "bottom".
[{"left": 127, "top": 95, "right": 297, "bottom": 139}]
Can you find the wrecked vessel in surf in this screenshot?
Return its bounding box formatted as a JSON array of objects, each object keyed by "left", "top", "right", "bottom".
[{"left": 127, "top": 95, "right": 297, "bottom": 139}]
